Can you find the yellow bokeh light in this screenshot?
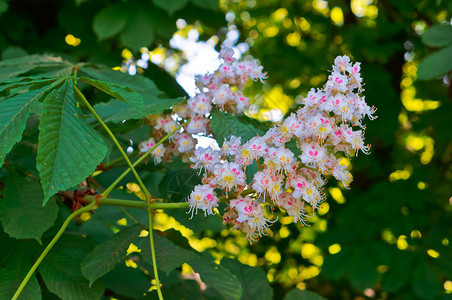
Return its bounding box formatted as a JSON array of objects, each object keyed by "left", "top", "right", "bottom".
[
  {"left": 397, "top": 235, "right": 408, "bottom": 250},
  {"left": 117, "top": 218, "right": 127, "bottom": 226},
  {"left": 417, "top": 182, "right": 426, "bottom": 190},
  {"left": 301, "top": 243, "right": 319, "bottom": 259},
  {"left": 80, "top": 212, "right": 91, "bottom": 222},
  {"left": 445, "top": 280, "right": 452, "bottom": 293},
  {"left": 328, "top": 243, "right": 341, "bottom": 254},
  {"left": 377, "top": 265, "right": 388, "bottom": 273},
  {"left": 264, "top": 25, "right": 279, "bottom": 38},
  {"left": 300, "top": 266, "right": 320, "bottom": 279},
  {"left": 126, "top": 243, "right": 141, "bottom": 255},
  {"left": 139, "top": 230, "right": 149, "bottom": 237},
  {"left": 265, "top": 247, "right": 282, "bottom": 264},
  {"left": 410, "top": 230, "right": 422, "bottom": 239},
  {"left": 389, "top": 168, "right": 412, "bottom": 182},
  {"left": 283, "top": 18, "right": 292, "bottom": 28},
  {"left": 65, "top": 34, "right": 81, "bottom": 47},
  {"left": 427, "top": 249, "right": 440, "bottom": 258},
  {"left": 279, "top": 226, "right": 290, "bottom": 238},
  {"left": 125, "top": 258, "right": 137, "bottom": 268},
  {"left": 286, "top": 32, "right": 301, "bottom": 47},
  {"left": 272, "top": 8, "right": 288, "bottom": 21},
  {"left": 329, "top": 187, "right": 345, "bottom": 204},
  {"left": 442, "top": 238, "right": 449, "bottom": 246},
  {"left": 318, "top": 202, "right": 329, "bottom": 215},
  {"left": 330, "top": 7, "right": 344, "bottom": 26},
  {"left": 289, "top": 78, "right": 301, "bottom": 89},
  {"left": 121, "top": 49, "right": 133, "bottom": 60},
  {"left": 181, "top": 263, "right": 194, "bottom": 274},
  {"left": 366, "top": 5, "right": 378, "bottom": 19},
  {"left": 382, "top": 229, "right": 396, "bottom": 243}
]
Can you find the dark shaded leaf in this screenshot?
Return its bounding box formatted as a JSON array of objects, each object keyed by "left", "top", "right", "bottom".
[
  {"left": 221, "top": 258, "right": 272, "bottom": 300},
  {"left": 81, "top": 224, "right": 143, "bottom": 285},
  {"left": 0, "top": 169, "right": 58, "bottom": 242}
]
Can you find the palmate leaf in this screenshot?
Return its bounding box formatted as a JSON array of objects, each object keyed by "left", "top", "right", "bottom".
[
  {"left": 189, "top": 254, "right": 242, "bottom": 300},
  {"left": 78, "top": 64, "right": 162, "bottom": 97},
  {"left": 0, "top": 79, "right": 63, "bottom": 168},
  {"left": 39, "top": 234, "right": 104, "bottom": 300},
  {"left": 81, "top": 224, "right": 143, "bottom": 286},
  {"left": 221, "top": 258, "right": 273, "bottom": 300},
  {"left": 0, "top": 247, "right": 41, "bottom": 300},
  {"left": 210, "top": 109, "right": 267, "bottom": 147},
  {"left": 139, "top": 231, "right": 194, "bottom": 275},
  {"left": 93, "top": 96, "right": 182, "bottom": 123},
  {"left": 37, "top": 79, "right": 108, "bottom": 203},
  {"left": 0, "top": 169, "right": 58, "bottom": 243},
  {"left": 78, "top": 76, "right": 143, "bottom": 108},
  {"left": 0, "top": 54, "right": 73, "bottom": 80}
]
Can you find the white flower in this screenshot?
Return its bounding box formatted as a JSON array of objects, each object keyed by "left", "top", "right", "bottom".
[{"left": 188, "top": 184, "right": 219, "bottom": 217}]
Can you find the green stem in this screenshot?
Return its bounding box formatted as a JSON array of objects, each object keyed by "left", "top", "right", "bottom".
[
  {"left": 83, "top": 195, "right": 190, "bottom": 210},
  {"left": 12, "top": 202, "right": 98, "bottom": 300},
  {"left": 148, "top": 211, "right": 164, "bottom": 300},
  {"left": 73, "top": 84, "right": 150, "bottom": 200},
  {"left": 102, "top": 120, "right": 189, "bottom": 197}
]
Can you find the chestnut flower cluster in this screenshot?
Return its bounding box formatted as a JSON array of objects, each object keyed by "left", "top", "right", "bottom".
[
  {"left": 138, "top": 46, "right": 267, "bottom": 163},
  {"left": 188, "top": 55, "right": 376, "bottom": 242}
]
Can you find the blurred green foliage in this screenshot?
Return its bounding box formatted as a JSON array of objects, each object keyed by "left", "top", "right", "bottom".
[{"left": 0, "top": 0, "right": 451, "bottom": 299}]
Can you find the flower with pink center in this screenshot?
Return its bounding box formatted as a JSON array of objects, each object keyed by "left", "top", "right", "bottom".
[
  {"left": 299, "top": 143, "right": 327, "bottom": 166},
  {"left": 326, "top": 71, "right": 348, "bottom": 93},
  {"left": 277, "top": 192, "right": 309, "bottom": 224},
  {"left": 188, "top": 184, "right": 219, "bottom": 217},
  {"left": 187, "top": 93, "right": 212, "bottom": 116},
  {"left": 189, "top": 147, "right": 221, "bottom": 173},
  {"left": 174, "top": 133, "right": 195, "bottom": 153},
  {"left": 222, "top": 136, "right": 242, "bottom": 156},
  {"left": 211, "top": 162, "right": 246, "bottom": 191}
]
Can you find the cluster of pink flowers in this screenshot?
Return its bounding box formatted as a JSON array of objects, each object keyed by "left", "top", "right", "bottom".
[
  {"left": 138, "top": 46, "right": 267, "bottom": 163},
  {"left": 187, "top": 55, "right": 376, "bottom": 242}
]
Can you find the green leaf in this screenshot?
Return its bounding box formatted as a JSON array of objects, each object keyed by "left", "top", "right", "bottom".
[
  {"left": 322, "top": 247, "right": 354, "bottom": 279},
  {"left": 284, "top": 289, "right": 326, "bottom": 300},
  {"left": 0, "top": 169, "right": 58, "bottom": 243},
  {"left": 139, "top": 231, "right": 194, "bottom": 275},
  {"left": 103, "top": 263, "right": 151, "bottom": 298},
  {"left": 422, "top": 24, "right": 452, "bottom": 47},
  {"left": 120, "top": 13, "right": 155, "bottom": 50},
  {"left": 92, "top": 2, "right": 128, "bottom": 41},
  {"left": 417, "top": 44, "right": 452, "bottom": 80},
  {"left": 153, "top": 0, "right": 188, "bottom": 15},
  {"left": 36, "top": 79, "right": 108, "bottom": 203},
  {"left": 0, "top": 247, "right": 41, "bottom": 300},
  {"left": 348, "top": 249, "right": 378, "bottom": 290},
  {"left": 189, "top": 254, "right": 242, "bottom": 300},
  {"left": 190, "top": 0, "right": 219, "bottom": 11},
  {"left": 93, "top": 96, "right": 181, "bottom": 123},
  {"left": 0, "top": 55, "right": 72, "bottom": 80},
  {"left": 79, "top": 64, "right": 161, "bottom": 96},
  {"left": 78, "top": 76, "right": 143, "bottom": 108},
  {"left": 382, "top": 251, "right": 415, "bottom": 292},
  {"left": 81, "top": 224, "right": 142, "bottom": 286},
  {"left": 210, "top": 109, "right": 266, "bottom": 147},
  {"left": 0, "top": 79, "right": 61, "bottom": 168},
  {"left": 221, "top": 258, "right": 273, "bottom": 300},
  {"left": 39, "top": 234, "right": 105, "bottom": 300},
  {"left": 412, "top": 260, "right": 441, "bottom": 299}
]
